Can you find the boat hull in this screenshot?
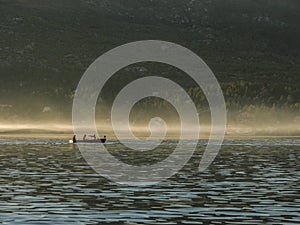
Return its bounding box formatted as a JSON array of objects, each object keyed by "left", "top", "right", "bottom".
[{"left": 69, "top": 139, "right": 106, "bottom": 144}]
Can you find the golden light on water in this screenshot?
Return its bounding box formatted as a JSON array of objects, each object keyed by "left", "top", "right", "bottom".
[{"left": 0, "top": 121, "right": 299, "bottom": 139}]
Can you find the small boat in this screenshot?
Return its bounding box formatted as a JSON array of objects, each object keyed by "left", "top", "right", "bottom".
[
  {"left": 69, "top": 135, "right": 106, "bottom": 144},
  {"left": 77, "top": 139, "right": 106, "bottom": 144}
]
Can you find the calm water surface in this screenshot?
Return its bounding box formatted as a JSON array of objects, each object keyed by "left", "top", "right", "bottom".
[{"left": 0, "top": 137, "right": 299, "bottom": 224}]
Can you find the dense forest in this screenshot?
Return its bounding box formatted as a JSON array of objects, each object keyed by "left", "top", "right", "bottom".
[{"left": 0, "top": 0, "right": 299, "bottom": 129}]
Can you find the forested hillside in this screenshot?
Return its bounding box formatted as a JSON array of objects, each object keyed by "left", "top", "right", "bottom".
[{"left": 0, "top": 0, "right": 299, "bottom": 123}]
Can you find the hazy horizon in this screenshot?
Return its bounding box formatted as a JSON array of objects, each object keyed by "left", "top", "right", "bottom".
[{"left": 0, "top": 119, "right": 299, "bottom": 138}]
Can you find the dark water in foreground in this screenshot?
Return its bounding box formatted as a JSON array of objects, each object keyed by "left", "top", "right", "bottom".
[{"left": 0, "top": 138, "right": 299, "bottom": 224}]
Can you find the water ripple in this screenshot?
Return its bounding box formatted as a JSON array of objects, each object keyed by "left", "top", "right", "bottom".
[{"left": 0, "top": 139, "right": 299, "bottom": 224}]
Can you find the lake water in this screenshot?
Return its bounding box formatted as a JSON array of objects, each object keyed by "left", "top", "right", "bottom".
[{"left": 0, "top": 137, "right": 299, "bottom": 224}]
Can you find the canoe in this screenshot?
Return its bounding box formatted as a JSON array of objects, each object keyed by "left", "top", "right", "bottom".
[{"left": 69, "top": 138, "right": 106, "bottom": 144}]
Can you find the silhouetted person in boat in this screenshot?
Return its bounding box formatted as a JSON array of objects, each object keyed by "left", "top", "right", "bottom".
[
  {"left": 83, "top": 134, "right": 87, "bottom": 141},
  {"left": 90, "top": 134, "right": 96, "bottom": 140},
  {"left": 100, "top": 135, "right": 107, "bottom": 143},
  {"left": 72, "top": 135, "right": 77, "bottom": 143}
]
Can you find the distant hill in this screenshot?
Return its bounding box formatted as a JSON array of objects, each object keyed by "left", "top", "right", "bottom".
[{"left": 0, "top": 0, "right": 299, "bottom": 121}]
